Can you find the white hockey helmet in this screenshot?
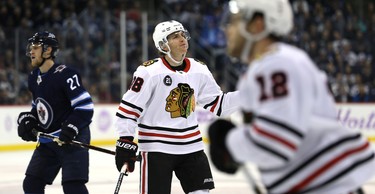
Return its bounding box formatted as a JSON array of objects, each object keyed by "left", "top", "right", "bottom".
[
  {"left": 152, "top": 20, "right": 190, "bottom": 53},
  {"left": 229, "top": 0, "right": 293, "bottom": 37}
]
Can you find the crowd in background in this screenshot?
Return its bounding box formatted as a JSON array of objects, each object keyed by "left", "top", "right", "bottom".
[{"left": 0, "top": 0, "right": 374, "bottom": 104}]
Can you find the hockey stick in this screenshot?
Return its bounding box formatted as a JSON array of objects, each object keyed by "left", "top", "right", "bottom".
[
  {"left": 114, "top": 163, "right": 128, "bottom": 194},
  {"left": 241, "top": 164, "right": 267, "bottom": 194},
  {"left": 33, "top": 130, "right": 141, "bottom": 193},
  {"left": 114, "top": 155, "right": 142, "bottom": 194},
  {"left": 32, "top": 129, "right": 116, "bottom": 155}
]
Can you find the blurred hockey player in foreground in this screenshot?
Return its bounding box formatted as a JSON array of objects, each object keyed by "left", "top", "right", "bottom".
[
  {"left": 17, "top": 31, "right": 94, "bottom": 194},
  {"left": 114, "top": 20, "right": 240, "bottom": 193},
  {"left": 208, "top": 0, "right": 375, "bottom": 193}
]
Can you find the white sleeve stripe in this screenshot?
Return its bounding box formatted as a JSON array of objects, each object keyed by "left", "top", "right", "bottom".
[
  {"left": 74, "top": 103, "right": 94, "bottom": 110},
  {"left": 71, "top": 92, "right": 91, "bottom": 106}
]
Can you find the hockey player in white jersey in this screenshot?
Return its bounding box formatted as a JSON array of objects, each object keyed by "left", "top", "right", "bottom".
[
  {"left": 208, "top": 0, "right": 375, "bottom": 194},
  {"left": 114, "top": 20, "right": 240, "bottom": 194}
]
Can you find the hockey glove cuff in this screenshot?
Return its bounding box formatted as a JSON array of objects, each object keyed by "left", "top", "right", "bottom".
[
  {"left": 208, "top": 119, "right": 240, "bottom": 174},
  {"left": 17, "top": 112, "right": 39, "bottom": 142},
  {"left": 59, "top": 121, "right": 79, "bottom": 144},
  {"left": 116, "top": 137, "right": 138, "bottom": 172}
]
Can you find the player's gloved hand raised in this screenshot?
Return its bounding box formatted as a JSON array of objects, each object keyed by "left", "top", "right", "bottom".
[
  {"left": 208, "top": 119, "right": 240, "bottom": 174},
  {"left": 17, "top": 112, "right": 39, "bottom": 142},
  {"left": 58, "top": 121, "right": 79, "bottom": 144},
  {"left": 116, "top": 137, "right": 138, "bottom": 173}
]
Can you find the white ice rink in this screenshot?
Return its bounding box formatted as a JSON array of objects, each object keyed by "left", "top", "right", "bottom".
[
  {"left": 1, "top": 146, "right": 375, "bottom": 194},
  {"left": 0, "top": 146, "right": 257, "bottom": 194}
]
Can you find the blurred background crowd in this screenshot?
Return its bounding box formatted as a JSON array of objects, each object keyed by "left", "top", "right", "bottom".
[{"left": 0, "top": 0, "right": 374, "bottom": 105}]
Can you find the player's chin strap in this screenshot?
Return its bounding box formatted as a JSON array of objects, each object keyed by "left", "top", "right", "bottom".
[
  {"left": 37, "top": 54, "right": 54, "bottom": 69},
  {"left": 239, "top": 21, "right": 269, "bottom": 63},
  {"left": 37, "top": 58, "right": 47, "bottom": 68},
  {"left": 167, "top": 51, "right": 186, "bottom": 64},
  {"left": 160, "top": 44, "right": 186, "bottom": 64}
]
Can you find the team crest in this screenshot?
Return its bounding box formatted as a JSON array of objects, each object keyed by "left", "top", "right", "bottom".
[
  {"left": 165, "top": 83, "right": 195, "bottom": 118},
  {"left": 35, "top": 97, "right": 53, "bottom": 129},
  {"left": 142, "top": 59, "right": 158, "bottom": 67}
]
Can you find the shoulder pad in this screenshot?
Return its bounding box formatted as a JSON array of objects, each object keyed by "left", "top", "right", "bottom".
[
  {"left": 193, "top": 59, "right": 207, "bottom": 65},
  {"left": 141, "top": 59, "right": 159, "bottom": 67}
]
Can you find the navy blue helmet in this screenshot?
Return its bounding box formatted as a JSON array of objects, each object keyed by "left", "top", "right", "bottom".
[{"left": 26, "top": 31, "right": 59, "bottom": 58}]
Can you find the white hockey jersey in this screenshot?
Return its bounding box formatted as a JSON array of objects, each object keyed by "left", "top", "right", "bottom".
[
  {"left": 227, "top": 43, "right": 375, "bottom": 194},
  {"left": 116, "top": 57, "right": 240, "bottom": 154}
]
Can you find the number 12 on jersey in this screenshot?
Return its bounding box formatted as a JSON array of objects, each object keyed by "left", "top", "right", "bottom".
[{"left": 256, "top": 71, "right": 288, "bottom": 101}]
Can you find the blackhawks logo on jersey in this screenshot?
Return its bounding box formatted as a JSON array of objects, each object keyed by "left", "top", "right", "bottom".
[
  {"left": 141, "top": 59, "right": 158, "bottom": 67},
  {"left": 165, "top": 83, "right": 195, "bottom": 118}
]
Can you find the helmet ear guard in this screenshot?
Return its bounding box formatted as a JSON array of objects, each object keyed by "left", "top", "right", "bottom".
[
  {"left": 41, "top": 47, "right": 53, "bottom": 58},
  {"left": 158, "top": 41, "right": 168, "bottom": 52}
]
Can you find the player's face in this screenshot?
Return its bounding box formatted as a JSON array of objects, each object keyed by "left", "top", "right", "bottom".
[
  {"left": 167, "top": 31, "right": 189, "bottom": 57},
  {"left": 225, "top": 14, "right": 247, "bottom": 58},
  {"left": 28, "top": 43, "right": 44, "bottom": 68}
]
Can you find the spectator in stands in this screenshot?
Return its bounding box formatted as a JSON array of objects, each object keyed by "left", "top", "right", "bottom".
[{"left": 0, "top": 0, "right": 375, "bottom": 104}]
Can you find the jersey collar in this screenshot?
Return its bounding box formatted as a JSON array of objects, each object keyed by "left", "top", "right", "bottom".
[{"left": 161, "top": 57, "right": 191, "bottom": 73}]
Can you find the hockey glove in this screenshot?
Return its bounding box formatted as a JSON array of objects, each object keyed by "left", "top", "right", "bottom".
[
  {"left": 208, "top": 119, "right": 240, "bottom": 174},
  {"left": 58, "top": 121, "right": 79, "bottom": 144},
  {"left": 116, "top": 137, "right": 138, "bottom": 172},
  {"left": 17, "top": 112, "right": 39, "bottom": 142}
]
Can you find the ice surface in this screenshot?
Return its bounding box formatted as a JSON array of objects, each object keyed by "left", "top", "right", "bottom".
[{"left": 1, "top": 146, "right": 374, "bottom": 194}]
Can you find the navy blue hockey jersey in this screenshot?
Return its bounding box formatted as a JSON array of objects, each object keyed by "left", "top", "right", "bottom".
[{"left": 28, "top": 63, "right": 94, "bottom": 135}]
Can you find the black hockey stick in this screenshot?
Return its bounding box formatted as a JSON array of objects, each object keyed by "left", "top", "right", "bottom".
[
  {"left": 242, "top": 165, "right": 267, "bottom": 194},
  {"left": 33, "top": 130, "right": 141, "bottom": 193},
  {"left": 114, "top": 163, "right": 129, "bottom": 194},
  {"left": 32, "top": 129, "right": 116, "bottom": 155},
  {"left": 114, "top": 155, "right": 142, "bottom": 194}
]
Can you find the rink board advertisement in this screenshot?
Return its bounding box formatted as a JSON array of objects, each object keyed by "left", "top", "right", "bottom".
[{"left": 1, "top": 104, "right": 375, "bottom": 151}]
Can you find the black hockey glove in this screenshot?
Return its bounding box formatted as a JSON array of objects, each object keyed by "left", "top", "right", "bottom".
[
  {"left": 116, "top": 137, "right": 138, "bottom": 172},
  {"left": 59, "top": 121, "right": 79, "bottom": 143},
  {"left": 208, "top": 119, "right": 240, "bottom": 174},
  {"left": 17, "top": 112, "right": 39, "bottom": 142}
]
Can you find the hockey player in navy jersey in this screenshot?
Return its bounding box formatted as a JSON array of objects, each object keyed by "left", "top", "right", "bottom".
[
  {"left": 114, "top": 20, "right": 241, "bottom": 194},
  {"left": 208, "top": 0, "right": 375, "bottom": 194},
  {"left": 17, "top": 31, "right": 94, "bottom": 194}
]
